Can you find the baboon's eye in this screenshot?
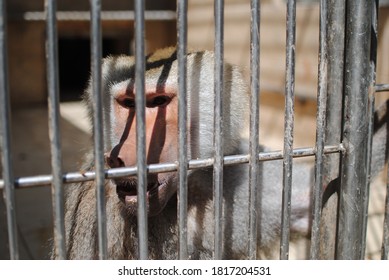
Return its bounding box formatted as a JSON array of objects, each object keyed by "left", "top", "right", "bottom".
[
  {"left": 116, "top": 96, "right": 135, "bottom": 109},
  {"left": 147, "top": 95, "right": 171, "bottom": 108}
]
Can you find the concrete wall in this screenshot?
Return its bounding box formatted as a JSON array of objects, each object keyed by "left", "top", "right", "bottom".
[
  {"left": 7, "top": 1, "right": 388, "bottom": 106},
  {"left": 7, "top": 0, "right": 176, "bottom": 106},
  {"left": 188, "top": 0, "right": 389, "bottom": 102}
]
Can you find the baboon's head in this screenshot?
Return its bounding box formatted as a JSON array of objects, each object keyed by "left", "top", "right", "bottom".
[{"left": 83, "top": 47, "right": 249, "bottom": 216}]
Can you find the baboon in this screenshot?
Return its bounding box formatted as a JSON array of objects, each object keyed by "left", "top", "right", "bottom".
[{"left": 59, "top": 47, "right": 388, "bottom": 259}]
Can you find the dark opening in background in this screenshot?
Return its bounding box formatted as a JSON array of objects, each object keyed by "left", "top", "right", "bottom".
[{"left": 58, "top": 37, "right": 130, "bottom": 101}]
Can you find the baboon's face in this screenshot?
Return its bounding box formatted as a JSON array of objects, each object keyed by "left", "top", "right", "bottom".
[
  {"left": 105, "top": 78, "right": 180, "bottom": 217},
  {"left": 100, "top": 47, "right": 245, "bottom": 217}
]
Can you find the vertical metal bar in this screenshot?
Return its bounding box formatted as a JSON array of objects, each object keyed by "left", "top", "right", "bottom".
[
  {"left": 382, "top": 164, "right": 389, "bottom": 259},
  {"left": 280, "top": 0, "right": 296, "bottom": 260},
  {"left": 319, "top": 0, "right": 345, "bottom": 260},
  {"left": 248, "top": 0, "right": 260, "bottom": 260},
  {"left": 361, "top": 0, "right": 379, "bottom": 258},
  {"left": 45, "top": 0, "right": 66, "bottom": 259},
  {"left": 134, "top": 0, "right": 148, "bottom": 260},
  {"left": 0, "top": 0, "right": 19, "bottom": 260},
  {"left": 310, "top": 0, "right": 328, "bottom": 260},
  {"left": 90, "top": 0, "right": 107, "bottom": 260},
  {"left": 337, "top": 0, "right": 372, "bottom": 260},
  {"left": 177, "top": 0, "right": 188, "bottom": 260},
  {"left": 213, "top": 0, "right": 224, "bottom": 260}
]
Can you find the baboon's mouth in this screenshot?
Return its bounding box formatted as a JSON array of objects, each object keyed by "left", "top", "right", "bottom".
[{"left": 115, "top": 180, "right": 167, "bottom": 206}]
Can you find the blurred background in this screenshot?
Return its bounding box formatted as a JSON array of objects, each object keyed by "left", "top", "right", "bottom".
[{"left": 0, "top": 0, "right": 388, "bottom": 259}]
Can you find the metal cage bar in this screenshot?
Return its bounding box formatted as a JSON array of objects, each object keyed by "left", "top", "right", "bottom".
[
  {"left": 280, "top": 0, "right": 296, "bottom": 260},
  {"left": 383, "top": 163, "right": 389, "bottom": 259},
  {"left": 337, "top": 0, "right": 372, "bottom": 260},
  {"left": 134, "top": 0, "right": 148, "bottom": 260},
  {"left": 361, "top": 0, "right": 379, "bottom": 258},
  {"left": 375, "top": 2, "right": 389, "bottom": 262},
  {"left": 375, "top": 84, "right": 389, "bottom": 92},
  {"left": 213, "top": 0, "right": 224, "bottom": 260},
  {"left": 177, "top": 0, "right": 189, "bottom": 260},
  {"left": 248, "top": 0, "right": 261, "bottom": 260},
  {"left": 310, "top": 0, "right": 328, "bottom": 259},
  {"left": 45, "top": 0, "right": 66, "bottom": 259},
  {"left": 22, "top": 10, "right": 176, "bottom": 22},
  {"left": 90, "top": 0, "right": 108, "bottom": 260},
  {"left": 0, "top": 145, "right": 342, "bottom": 190},
  {"left": 0, "top": 0, "right": 385, "bottom": 261},
  {"left": 0, "top": 0, "right": 19, "bottom": 260},
  {"left": 319, "top": 0, "right": 345, "bottom": 260}
]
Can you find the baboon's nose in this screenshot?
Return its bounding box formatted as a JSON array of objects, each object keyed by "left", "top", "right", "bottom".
[{"left": 105, "top": 152, "right": 125, "bottom": 168}]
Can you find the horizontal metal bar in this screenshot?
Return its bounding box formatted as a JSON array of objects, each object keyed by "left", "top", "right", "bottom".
[
  {"left": 375, "top": 84, "right": 389, "bottom": 92},
  {"left": 0, "top": 145, "right": 342, "bottom": 190},
  {"left": 21, "top": 10, "right": 176, "bottom": 21}
]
